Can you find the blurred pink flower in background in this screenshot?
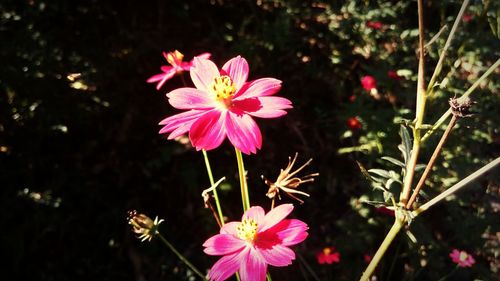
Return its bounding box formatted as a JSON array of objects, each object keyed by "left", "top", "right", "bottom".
[
  {"left": 366, "top": 21, "right": 383, "bottom": 29},
  {"left": 203, "top": 204, "right": 308, "bottom": 281},
  {"left": 449, "top": 249, "right": 476, "bottom": 267},
  {"left": 147, "top": 50, "right": 211, "bottom": 90},
  {"left": 375, "top": 206, "right": 395, "bottom": 217},
  {"left": 387, "top": 70, "right": 401, "bottom": 80},
  {"left": 347, "top": 117, "right": 362, "bottom": 130},
  {"left": 462, "top": 13, "right": 473, "bottom": 23},
  {"left": 316, "top": 247, "right": 341, "bottom": 264},
  {"left": 361, "top": 75, "right": 377, "bottom": 91},
  {"left": 158, "top": 56, "right": 292, "bottom": 154},
  {"left": 363, "top": 254, "right": 372, "bottom": 263}
]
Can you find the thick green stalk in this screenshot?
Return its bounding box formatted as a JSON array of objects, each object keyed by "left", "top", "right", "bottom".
[
  {"left": 359, "top": 218, "right": 405, "bottom": 281},
  {"left": 235, "top": 148, "right": 250, "bottom": 211},
  {"left": 202, "top": 150, "right": 225, "bottom": 225},
  {"left": 157, "top": 233, "right": 207, "bottom": 280},
  {"left": 399, "top": 0, "right": 426, "bottom": 206}
]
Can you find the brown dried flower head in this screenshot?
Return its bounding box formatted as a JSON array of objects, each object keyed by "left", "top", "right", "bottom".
[
  {"left": 449, "top": 96, "right": 475, "bottom": 118},
  {"left": 127, "top": 210, "right": 164, "bottom": 242},
  {"left": 262, "top": 152, "right": 319, "bottom": 205}
]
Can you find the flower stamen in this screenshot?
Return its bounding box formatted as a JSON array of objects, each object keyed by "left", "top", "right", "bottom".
[
  {"left": 236, "top": 218, "right": 258, "bottom": 242},
  {"left": 165, "top": 50, "right": 184, "bottom": 66},
  {"left": 209, "top": 75, "right": 236, "bottom": 107}
]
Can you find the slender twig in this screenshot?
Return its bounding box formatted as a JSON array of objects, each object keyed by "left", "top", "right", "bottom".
[
  {"left": 297, "top": 253, "right": 321, "bottom": 281},
  {"left": 201, "top": 177, "right": 226, "bottom": 228},
  {"left": 157, "top": 233, "right": 207, "bottom": 280},
  {"left": 421, "top": 58, "right": 500, "bottom": 142},
  {"left": 406, "top": 115, "right": 458, "bottom": 209},
  {"left": 235, "top": 148, "right": 250, "bottom": 211},
  {"left": 412, "top": 156, "right": 500, "bottom": 217},
  {"left": 427, "top": 0, "right": 470, "bottom": 92}
]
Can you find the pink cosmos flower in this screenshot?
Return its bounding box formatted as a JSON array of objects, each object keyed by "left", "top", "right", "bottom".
[
  {"left": 203, "top": 204, "right": 308, "bottom": 281},
  {"left": 147, "top": 50, "right": 211, "bottom": 90},
  {"left": 449, "top": 249, "right": 476, "bottom": 267},
  {"left": 158, "top": 56, "right": 292, "bottom": 154},
  {"left": 361, "top": 75, "right": 377, "bottom": 91},
  {"left": 316, "top": 247, "right": 341, "bottom": 264},
  {"left": 366, "top": 21, "right": 383, "bottom": 30}
]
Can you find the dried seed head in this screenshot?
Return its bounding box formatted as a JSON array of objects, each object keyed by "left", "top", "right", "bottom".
[
  {"left": 262, "top": 152, "right": 319, "bottom": 204},
  {"left": 449, "top": 97, "right": 475, "bottom": 118},
  {"left": 127, "top": 210, "right": 164, "bottom": 242}
]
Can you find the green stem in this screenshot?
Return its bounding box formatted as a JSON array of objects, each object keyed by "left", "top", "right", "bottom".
[
  {"left": 412, "top": 156, "right": 500, "bottom": 217},
  {"left": 157, "top": 233, "right": 207, "bottom": 280},
  {"left": 266, "top": 272, "right": 273, "bottom": 281},
  {"left": 202, "top": 150, "right": 225, "bottom": 225},
  {"left": 359, "top": 218, "right": 405, "bottom": 281},
  {"left": 421, "top": 58, "right": 500, "bottom": 143},
  {"left": 235, "top": 148, "right": 250, "bottom": 211}
]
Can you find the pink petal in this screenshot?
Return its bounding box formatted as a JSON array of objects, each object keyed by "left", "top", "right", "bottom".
[
  {"left": 258, "top": 244, "right": 295, "bottom": 267},
  {"left": 189, "top": 109, "right": 227, "bottom": 151},
  {"left": 273, "top": 219, "right": 309, "bottom": 246},
  {"left": 190, "top": 57, "right": 219, "bottom": 92},
  {"left": 239, "top": 248, "right": 267, "bottom": 281},
  {"left": 233, "top": 78, "right": 282, "bottom": 100},
  {"left": 167, "top": 88, "right": 215, "bottom": 110},
  {"left": 222, "top": 56, "right": 249, "bottom": 91},
  {"left": 158, "top": 109, "right": 205, "bottom": 138},
  {"left": 225, "top": 110, "right": 262, "bottom": 155},
  {"left": 208, "top": 248, "right": 248, "bottom": 281},
  {"left": 196, "top": 53, "right": 212, "bottom": 60},
  {"left": 220, "top": 221, "right": 240, "bottom": 235},
  {"left": 203, "top": 234, "right": 246, "bottom": 256},
  {"left": 242, "top": 206, "right": 265, "bottom": 223},
  {"left": 147, "top": 69, "right": 176, "bottom": 90},
  {"left": 181, "top": 62, "right": 192, "bottom": 71},
  {"left": 259, "top": 204, "right": 294, "bottom": 232},
  {"left": 233, "top": 96, "right": 292, "bottom": 118}
]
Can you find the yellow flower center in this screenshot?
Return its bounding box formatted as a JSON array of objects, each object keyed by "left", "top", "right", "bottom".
[
  {"left": 209, "top": 75, "right": 236, "bottom": 105},
  {"left": 166, "top": 50, "right": 184, "bottom": 66},
  {"left": 323, "top": 247, "right": 332, "bottom": 255},
  {"left": 237, "top": 218, "right": 258, "bottom": 241},
  {"left": 459, "top": 251, "right": 468, "bottom": 261}
]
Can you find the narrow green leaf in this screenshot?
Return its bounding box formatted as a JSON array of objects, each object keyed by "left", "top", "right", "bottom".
[
  {"left": 381, "top": 156, "right": 405, "bottom": 168},
  {"left": 400, "top": 125, "right": 412, "bottom": 164},
  {"left": 368, "top": 169, "right": 392, "bottom": 179}
]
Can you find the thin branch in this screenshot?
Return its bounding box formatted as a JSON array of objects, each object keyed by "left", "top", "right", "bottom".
[
  {"left": 406, "top": 115, "right": 457, "bottom": 209},
  {"left": 427, "top": 0, "right": 470, "bottom": 92},
  {"left": 412, "top": 156, "right": 500, "bottom": 217}
]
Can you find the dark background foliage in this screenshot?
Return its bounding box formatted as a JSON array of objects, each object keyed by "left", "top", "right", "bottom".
[{"left": 1, "top": 0, "right": 498, "bottom": 280}]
